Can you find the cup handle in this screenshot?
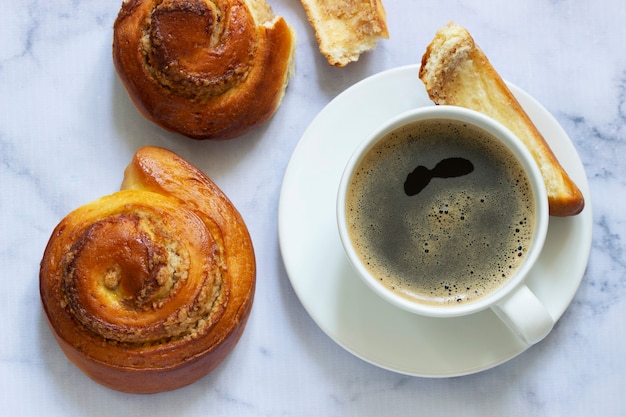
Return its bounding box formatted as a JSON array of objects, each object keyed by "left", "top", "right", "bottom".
[{"left": 491, "top": 284, "right": 554, "bottom": 345}]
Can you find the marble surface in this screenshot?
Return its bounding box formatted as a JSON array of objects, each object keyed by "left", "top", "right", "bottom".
[{"left": 1, "top": 0, "right": 624, "bottom": 415}]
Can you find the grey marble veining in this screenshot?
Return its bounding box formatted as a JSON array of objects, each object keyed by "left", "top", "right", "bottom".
[{"left": 2, "top": 0, "right": 625, "bottom": 415}]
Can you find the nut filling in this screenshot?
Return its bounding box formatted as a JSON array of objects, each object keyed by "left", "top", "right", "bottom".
[
  {"left": 58, "top": 204, "right": 225, "bottom": 346},
  {"left": 142, "top": 0, "right": 256, "bottom": 100}
]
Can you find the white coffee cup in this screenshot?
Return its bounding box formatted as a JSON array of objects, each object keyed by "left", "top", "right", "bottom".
[{"left": 337, "top": 106, "right": 552, "bottom": 345}]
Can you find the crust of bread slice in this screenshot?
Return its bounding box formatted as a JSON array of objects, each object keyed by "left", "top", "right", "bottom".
[
  {"left": 419, "top": 22, "right": 584, "bottom": 216},
  {"left": 299, "top": 0, "right": 389, "bottom": 67}
]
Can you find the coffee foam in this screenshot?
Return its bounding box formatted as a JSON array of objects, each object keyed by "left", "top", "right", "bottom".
[{"left": 346, "top": 119, "right": 536, "bottom": 306}]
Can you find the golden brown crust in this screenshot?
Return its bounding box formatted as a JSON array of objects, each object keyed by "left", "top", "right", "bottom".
[
  {"left": 299, "top": 0, "right": 389, "bottom": 67},
  {"left": 419, "top": 22, "right": 584, "bottom": 216},
  {"left": 112, "top": 0, "right": 296, "bottom": 140},
  {"left": 40, "top": 146, "right": 256, "bottom": 393}
]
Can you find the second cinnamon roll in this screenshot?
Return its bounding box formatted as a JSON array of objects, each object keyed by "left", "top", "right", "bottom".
[{"left": 113, "top": 0, "right": 296, "bottom": 140}]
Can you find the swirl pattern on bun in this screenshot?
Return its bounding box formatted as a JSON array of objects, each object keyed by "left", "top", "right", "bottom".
[
  {"left": 40, "top": 146, "right": 256, "bottom": 393},
  {"left": 113, "top": 0, "right": 296, "bottom": 140}
]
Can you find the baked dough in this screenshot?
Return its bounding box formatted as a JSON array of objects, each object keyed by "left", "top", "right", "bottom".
[
  {"left": 113, "top": 0, "right": 296, "bottom": 140},
  {"left": 419, "top": 22, "right": 584, "bottom": 216},
  {"left": 299, "top": 0, "right": 389, "bottom": 67},
  {"left": 39, "top": 146, "right": 256, "bottom": 393}
]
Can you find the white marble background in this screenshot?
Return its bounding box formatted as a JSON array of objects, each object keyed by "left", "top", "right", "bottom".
[{"left": 1, "top": 0, "right": 625, "bottom": 415}]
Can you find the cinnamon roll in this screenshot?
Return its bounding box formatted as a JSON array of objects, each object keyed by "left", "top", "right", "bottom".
[
  {"left": 40, "top": 146, "right": 256, "bottom": 393},
  {"left": 112, "top": 0, "right": 296, "bottom": 140}
]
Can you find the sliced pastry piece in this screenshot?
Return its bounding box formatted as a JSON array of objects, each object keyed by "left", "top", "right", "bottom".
[
  {"left": 419, "top": 22, "right": 584, "bottom": 216},
  {"left": 299, "top": 0, "right": 389, "bottom": 67}
]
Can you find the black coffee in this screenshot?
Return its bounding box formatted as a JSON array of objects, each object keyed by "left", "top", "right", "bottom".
[{"left": 345, "top": 118, "right": 536, "bottom": 306}]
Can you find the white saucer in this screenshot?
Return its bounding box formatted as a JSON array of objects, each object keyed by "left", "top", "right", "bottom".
[{"left": 278, "top": 65, "right": 592, "bottom": 377}]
